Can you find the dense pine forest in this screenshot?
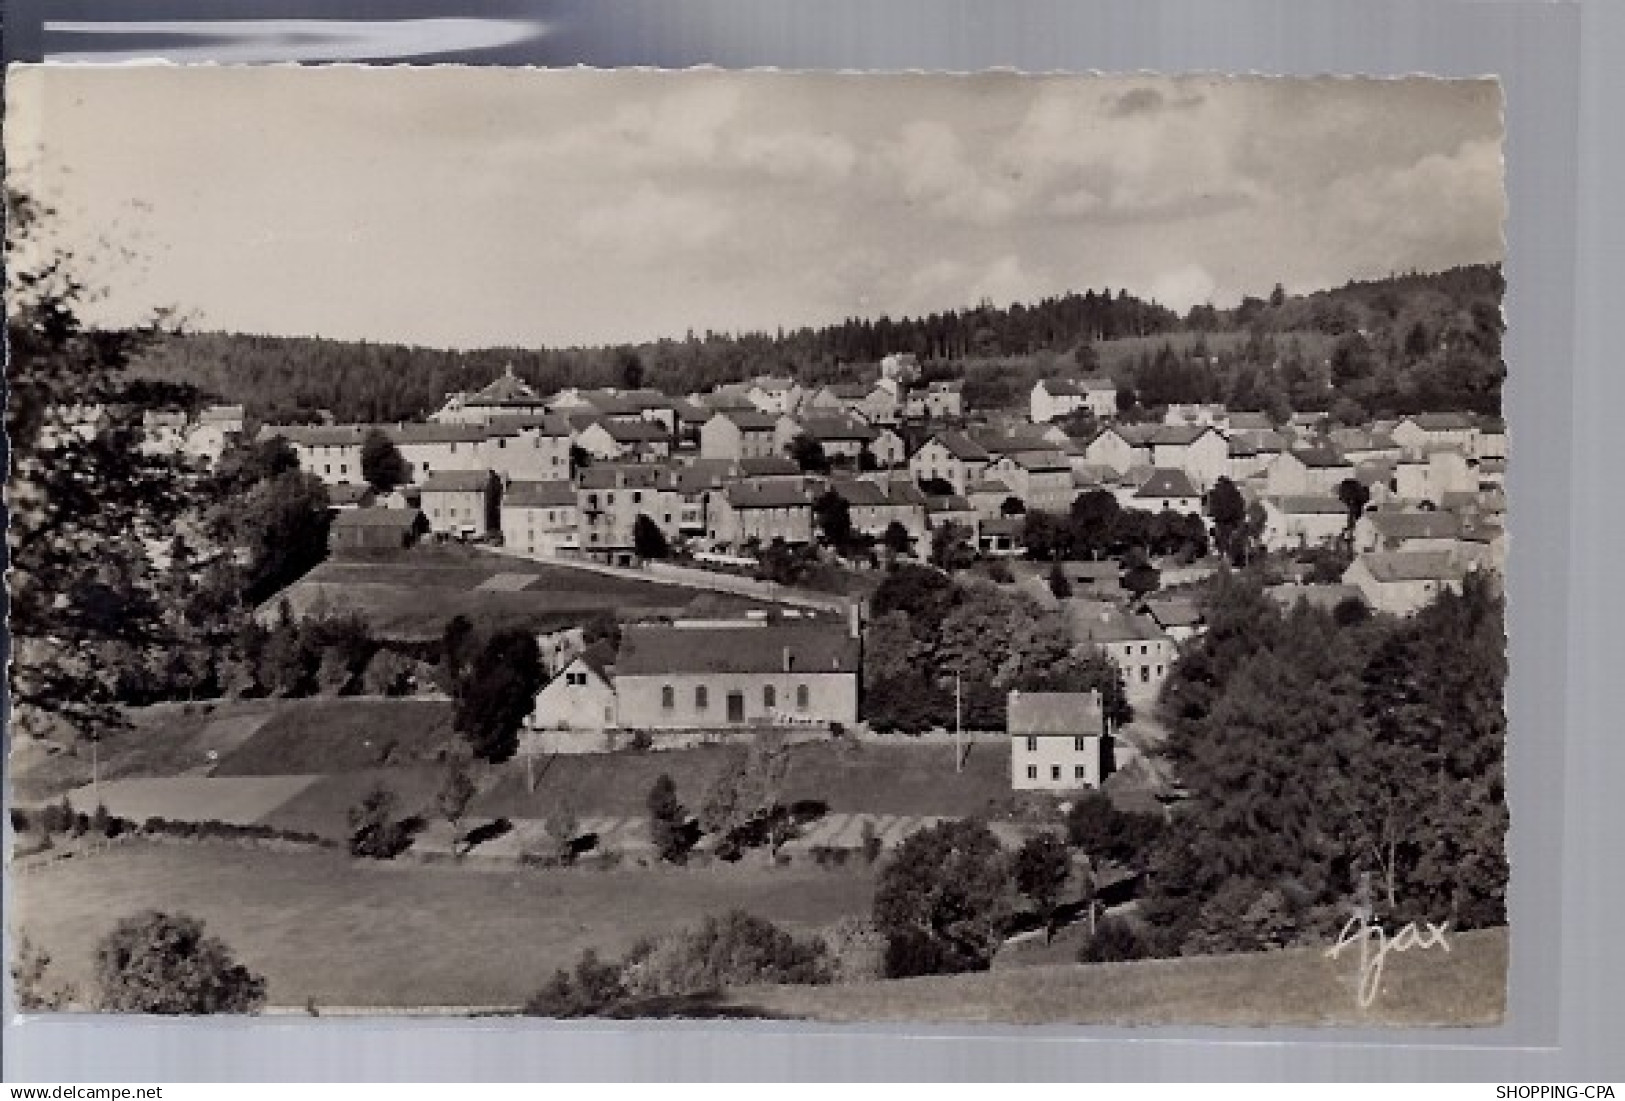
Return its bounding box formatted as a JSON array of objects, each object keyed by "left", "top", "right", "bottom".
[{"left": 129, "top": 264, "right": 1503, "bottom": 425}]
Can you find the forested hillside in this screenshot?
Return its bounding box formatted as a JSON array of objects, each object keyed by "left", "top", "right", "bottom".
[{"left": 129, "top": 265, "right": 1502, "bottom": 424}]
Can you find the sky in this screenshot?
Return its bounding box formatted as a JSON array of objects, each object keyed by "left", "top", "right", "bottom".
[{"left": 6, "top": 66, "right": 1505, "bottom": 350}]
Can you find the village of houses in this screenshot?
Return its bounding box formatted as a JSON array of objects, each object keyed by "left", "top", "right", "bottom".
[{"left": 137, "top": 350, "right": 1507, "bottom": 798}]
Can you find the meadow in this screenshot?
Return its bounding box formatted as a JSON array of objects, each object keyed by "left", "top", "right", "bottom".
[
  {"left": 279, "top": 545, "right": 764, "bottom": 639},
  {"left": 12, "top": 841, "right": 877, "bottom": 1009}
]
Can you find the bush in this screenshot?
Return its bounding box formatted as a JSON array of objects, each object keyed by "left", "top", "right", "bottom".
[
  {"left": 821, "top": 916, "right": 887, "bottom": 983},
  {"left": 873, "top": 819, "right": 1011, "bottom": 978},
  {"left": 1077, "top": 917, "right": 1152, "bottom": 964},
  {"left": 627, "top": 730, "right": 655, "bottom": 752},
  {"left": 10, "top": 808, "right": 32, "bottom": 833},
  {"left": 523, "top": 949, "right": 626, "bottom": 1018},
  {"left": 623, "top": 910, "right": 833, "bottom": 998},
  {"left": 347, "top": 785, "right": 415, "bottom": 859},
  {"left": 138, "top": 816, "right": 327, "bottom": 847},
  {"left": 94, "top": 911, "right": 266, "bottom": 1014}
]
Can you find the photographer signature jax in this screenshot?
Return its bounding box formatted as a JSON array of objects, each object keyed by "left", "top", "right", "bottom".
[{"left": 1325, "top": 915, "right": 1453, "bottom": 1007}]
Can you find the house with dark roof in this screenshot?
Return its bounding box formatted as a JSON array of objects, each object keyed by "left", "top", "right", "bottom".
[
  {"left": 1262, "top": 494, "right": 1349, "bottom": 551},
  {"left": 1342, "top": 550, "right": 1467, "bottom": 616},
  {"left": 576, "top": 464, "right": 684, "bottom": 562},
  {"left": 420, "top": 470, "right": 498, "bottom": 537},
  {"left": 799, "top": 413, "right": 878, "bottom": 463},
  {"left": 831, "top": 477, "right": 928, "bottom": 544},
  {"left": 431, "top": 363, "right": 552, "bottom": 425},
  {"left": 1030, "top": 376, "right": 1117, "bottom": 423},
  {"left": 500, "top": 479, "right": 580, "bottom": 556},
  {"left": 615, "top": 617, "right": 859, "bottom": 731},
  {"left": 1353, "top": 509, "right": 1462, "bottom": 555},
  {"left": 1144, "top": 597, "right": 1205, "bottom": 642},
  {"left": 1008, "top": 690, "right": 1111, "bottom": 791},
  {"left": 986, "top": 449, "right": 1075, "bottom": 512},
  {"left": 328, "top": 507, "right": 426, "bottom": 553},
  {"left": 1133, "top": 468, "right": 1203, "bottom": 515},
  {"left": 909, "top": 431, "right": 992, "bottom": 496},
  {"left": 574, "top": 416, "right": 672, "bottom": 464},
  {"left": 1391, "top": 413, "right": 1480, "bottom": 454},
  {"left": 1267, "top": 444, "right": 1356, "bottom": 497},
  {"left": 522, "top": 643, "right": 620, "bottom": 755},
  {"left": 1069, "top": 604, "right": 1177, "bottom": 698},
  {"left": 700, "top": 408, "right": 783, "bottom": 461},
  {"left": 708, "top": 478, "right": 816, "bottom": 549}
]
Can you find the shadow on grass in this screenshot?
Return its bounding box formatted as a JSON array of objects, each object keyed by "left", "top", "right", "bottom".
[{"left": 604, "top": 991, "right": 796, "bottom": 1021}]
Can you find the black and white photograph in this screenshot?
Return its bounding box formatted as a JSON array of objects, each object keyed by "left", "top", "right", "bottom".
[{"left": 5, "top": 65, "right": 1509, "bottom": 1026}]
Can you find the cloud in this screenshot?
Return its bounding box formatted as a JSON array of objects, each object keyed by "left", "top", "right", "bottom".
[
  {"left": 549, "top": 80, "right": 743, "bottom": 168},
  {"left": 1147, "top": 264, "right": 1220, "bottom": 313},
  {"left": 879, "top": 120, "right": 1019, "bottom": 226},
  {"left": 732, "top": 130, "right": 857, "bottom": 183},
  {"left": 575, "top": 185, "right": 731, "bottom": 253}
]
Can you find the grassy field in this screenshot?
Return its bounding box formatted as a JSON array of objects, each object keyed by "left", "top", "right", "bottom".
[
  {"left": 281, "top": 546, "right": 763, "bottom": 639},
  {"left": 9, "top": 701, "right": 287, "bottom": 803},
  {"left": 211, "top": 699, "right": 458, "bottom": 776},
  {"left": 11, "top": 841, "right": 876, "bottom": 1008},
  {"left": 254, "top": 766, "right": 450, "bottom": 839},
  {"left": 476, "top": 739, "right": 1014, "bottom": 821},
  {"left": 724, "top": 927, "right": 1508, "bottom": 1027}
]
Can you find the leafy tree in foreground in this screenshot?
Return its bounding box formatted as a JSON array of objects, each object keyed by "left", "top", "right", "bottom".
[
  {"left": 348, "top": 783, "right": 414, "bottom": 859},
  {"left": 1013, "top": 832, "right": 1072, "bottom": 941},
  {"left": 94, "top": 911, "right": 266, "bottom": 1014},
  {"left": 453, "top": 629, "right": 544, "bottom": 763},
  {"left": 873, "top": 818, "right": 1011, "bottom": 977},
  {"left": 436, "top": 756, "right": 477, "bottom": 856},
  {"left": 6, "top": 187, "right": 195, "bottom": 732},
  {"left": 647, "top": 773, "right": 692, "bottom": 864}
]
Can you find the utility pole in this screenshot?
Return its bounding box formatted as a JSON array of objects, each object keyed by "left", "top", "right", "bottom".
[{"left": 954, "top": 672, "right": 963, "bottom": 773}]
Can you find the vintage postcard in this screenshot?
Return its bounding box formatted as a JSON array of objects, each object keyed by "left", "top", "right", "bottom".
[{"left": 5, "top": 66, "right": 1508, "bottom": 1025}]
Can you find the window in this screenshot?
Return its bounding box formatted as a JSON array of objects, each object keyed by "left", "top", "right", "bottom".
[
  {"left": 796, "top": 685, "right": 809, "bottom": 711},
  {"left": 1074, "top": 737, "right": 1087, "bottom": 753},
  {"left": 695, "top": 685, "right": 709, "bottom": 711},
  {"left": 607, "top": 492, "right": 616, "bottom": 505},
  {"left": 324, "top": 464, "right": 331, "bottom": 474},
  {"left": 661, "top": 685, "right": 675, "bottom": 710},
  {"left": 1026, "top": 736, "right": 1038, "bottom": 752},
  {"left": 632, "top": 491, "right": 642, "bottom": 504},
  {"left": 1051, "top": 765, "right": 1062, "bottom": 781},
  {"left": 1141, "top": 666, "right": 1151, "bottom": 684},
  {"left": 1075, "top": 766, "right": 1087, "bottom": 780},
  {"left": 1026, "top": 765, "right": 1038, "bottom": 780}
]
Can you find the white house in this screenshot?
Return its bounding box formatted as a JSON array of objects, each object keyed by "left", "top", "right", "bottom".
[
  {"left": 1009, "top": 690, "right": 1111, "bottom": 792},
  {"left": 522, "top": 650, "right": 619, "bottom": 756},
  {"left": 1342, "top": 550, "right": 1466, "bottom": 616},
  {"left": 1262, "top": 495, "right": 1349, "bottom": 551},
  {"left": 1030, "top": 377, "right": 1117, "bottom": 423},
  {"left": 1133, "top": 468, "right": 1203, "bottom": 516},
  {"left": 909, "top": 431, "right": 992, "bottom": 496}
]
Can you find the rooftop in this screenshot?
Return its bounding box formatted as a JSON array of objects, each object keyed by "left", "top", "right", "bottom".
[
  {"left": 616, "top": 619, "right": 859, "bottom": 676},
  {"left": 421, "top": 470, "right": 494, "bottom": 493},
  {"left": 1007, "top": 691, "right": 1105, "bottom": 736},
  {"left": 1042, "top": 376, "right": 1116, "bottom": 396},
  {"left": 1354, "top": 550, "right": 1467, "bottom": 584},
  {"left": 1135, "top": 468, "right": 1201, "bottom": 499},
  {"left": 503, "top": 480, "right": 578, "bottom": 508}
]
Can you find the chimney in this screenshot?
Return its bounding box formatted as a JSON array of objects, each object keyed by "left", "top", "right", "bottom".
[
  {"left": 783, "top": 647, "right": 794, "bottom": 673},
  {"left": 848, "top": 601, "right": 862, "bottom": 640}
]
